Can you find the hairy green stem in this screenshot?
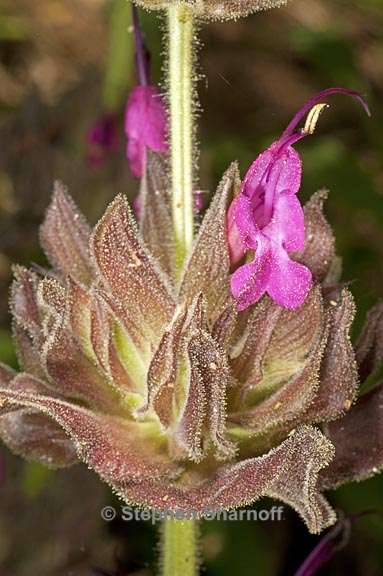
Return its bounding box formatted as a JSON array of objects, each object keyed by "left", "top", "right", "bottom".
[
  {"left": 160, "top": 7, "right": 199, "bottom": 574},
  {"left": 168, "top": 4, "right": 195, "bottom": 275},
  {"left": 161, "top": 518, "right": 199, "bottom": 576}
]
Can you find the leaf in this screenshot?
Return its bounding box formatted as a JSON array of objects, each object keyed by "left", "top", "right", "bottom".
[
  {"left": 187, "top": 329, "right": 236, "bottom": 461},
  {"left": 230, "top": 296, "right": 282, "bottom": 388},
  {"left": 0, "top": 373, "right": 180, "bottom": 482},
  {"left": 114, "top": 426, "right": 335, "bottom": 534},
  {"left": 140, "top": 152, "right": 174, "bottom": 278},
  {"left": 355, "top": 302, "right": 383, "bottom": 382},
  {"left": 12, "top": 324, "right": 45, "bottom": 380},
  {"left": 0, "top": 370, "right": 78, "bottom": 468},
  {"left": 146, "top": 305, "right": 188, "bottom": 428},
  {"left": 265, "top": 427, "right": 335, "bottom": 535},
  {"left": 320, "top": 383, "right": 383, "bottom": 490},
  {"left": 40, "top": 182, "right": 93, "bottom": 285},
  {"left": 179, "top": 163, "right": 241, "bottom": 325},
  {"left": 0, "top": 409, "right": 78, "bottom": 468},
  {"left": 233, "top": 287, "right": 325, "bottom": 405},
  {"left": 90, "top": 194, "right": 176, "bottom": 345},
  {"left": 233, "top": 323, "right": 327, "bottom": 434},
  {"left": 297, "top": 190, "right": 336, "bottom": 282},
  {"left": 146, "top": 295, "right": 235, "bottom": 462},
  {"left": 303, "top": 289, "right": 358, "bottom": 422},
  {"left": 40, "top": 308, "right": 123, "bottom": 415},
  {"left": 146, "top": 297, "right": 207, "bottom": 462},
  {"left": 0, "top": 363, "right": 15, "bottom": 385},
  {"left": 11, "top": 266, "right": 41, "bottom": 339},
  {"left": 211, "top": 304, "right": 237, "bottom": 350},
  {"left": 67, "top": 279, "right": 148, "bottom": 403}
]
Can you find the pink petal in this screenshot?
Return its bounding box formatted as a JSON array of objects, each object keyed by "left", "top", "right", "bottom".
[
  {"left": 265, "top": 191, "right": 306, "bottom": 252},
  {"left": 230, "top": 241, "right": 272, "bottom": 311},
  {"left": 127, "top": 136, "right": 146, "bottom": 179},
  {"left": 226, "top": 196, "right": 246, "bottom": 264},
  {"left": 125, "top": 85, "right": 168, "bottom": 178},
  {"left": 242, "top": 142, "right": 302, "bottom": 201},
  {"left": 267, "top": 247, "right": 312, "bottom": 309},
  {"left": 233, "top": 193, "right": 260, "bottom": 250}
]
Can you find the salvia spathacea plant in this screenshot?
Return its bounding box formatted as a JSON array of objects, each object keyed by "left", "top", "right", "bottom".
[{"left": 1, "top": 2, "right": 383, "bottom": 575}]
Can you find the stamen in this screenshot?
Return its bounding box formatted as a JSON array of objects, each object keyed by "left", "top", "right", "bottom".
[
  {"left": 282, "top": 87, "right": 370, "bottom": 139},
  {"left": 303, "top": 103, "right": 329, "bottom": 135}
]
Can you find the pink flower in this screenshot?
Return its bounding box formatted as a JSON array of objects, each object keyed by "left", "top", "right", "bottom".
[
  {"left": 125, "top": 85, "right": 168, "bottom": 178},
  {"left": 124, "top": 6, "right": 168, "bottom": 178},
  {"left": 228, "top": 88, "right": 370, "bottom": 312},
  {"left": 86, "top": 113, "right": 119, "bottom": 168}
]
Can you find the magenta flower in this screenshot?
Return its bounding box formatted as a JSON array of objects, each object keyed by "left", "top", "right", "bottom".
[
  {"left": 125, "top": 85, "right": 168, "bottom": 178},
  {"left": 125, "top": 6, "right": 168, "bottom": 178},
  {"left": 294, "top": 514, "right": 351, "bottom": 576},
  {"left": 86, "top": 113, "right": 119, "bottom": 168},
  {"left": 228, "top": 88, "right": 370, "bottom": 312}
]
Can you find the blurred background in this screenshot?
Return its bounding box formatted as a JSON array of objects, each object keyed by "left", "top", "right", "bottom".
[{"left": 0, "top": 0, "right": 383, "bottom": 574}]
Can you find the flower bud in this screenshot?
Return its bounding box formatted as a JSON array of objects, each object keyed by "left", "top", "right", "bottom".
[{"left": 125, "top": 85, "right": 168, "bottom": 178}]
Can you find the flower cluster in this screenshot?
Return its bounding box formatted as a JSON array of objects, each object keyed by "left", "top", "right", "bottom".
[{"left": 0, "top": 86, "right": 382, "bottom": 532}]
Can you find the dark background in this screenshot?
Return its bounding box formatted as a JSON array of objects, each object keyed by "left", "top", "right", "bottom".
[{"left": 0, "top": 0, "right": 383, "bottom": 574}]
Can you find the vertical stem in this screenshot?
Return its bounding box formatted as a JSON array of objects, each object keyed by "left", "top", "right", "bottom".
[
  {"left": 161, "top": 518, "right": 199, "bottom": 576},
  {"left": 168, "top": 4, "right": 195, "bottom": 275},
  {"left": 161, "top": 8, "right": 199, "bottom": 573}
]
